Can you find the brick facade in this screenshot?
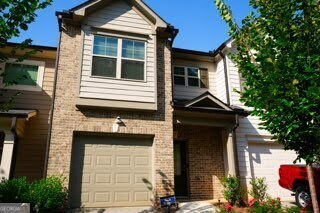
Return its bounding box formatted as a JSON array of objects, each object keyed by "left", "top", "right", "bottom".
[
  {"left": 175, "top": 125, "right": 225, "bottom": 200},
  {"left": 47, "top": 24, "right": 174, "bottom": 199}
]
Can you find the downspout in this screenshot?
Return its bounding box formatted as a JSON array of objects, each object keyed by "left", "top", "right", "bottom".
[
  {"left": 166, "top": 25, "right": 179, "bottom": 106},
  {"left": 219, "top": 50, "right": 239, "bottom": 176},
  {"left": 9, "top": 117, "right": 17, "bottom": 179},
  {"left": 218, "top": 50, "right": 231, "bottom": 106},
  {"left": 43, "top": 15, "right": 63, "bottom": 178},
  {"left": 232, "top": 114, "right": 240, "bottom": 177}
]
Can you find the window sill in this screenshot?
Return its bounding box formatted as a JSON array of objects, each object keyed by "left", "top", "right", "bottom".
[
  {"left": 174, "top": 84, "right": 206, "bottom": 89},
  {"left": 76, "top": 97, "right": 157, "bottom": 111},
  {"left": 90, "top": 75, "right": 147, "bottom": 83},
  {"left": 0, "top": 84, "right": 42, "bottom": 92}
]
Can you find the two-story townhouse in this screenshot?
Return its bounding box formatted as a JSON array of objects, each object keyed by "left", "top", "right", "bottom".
[
  {"left": 45, "top": 0, "right": 250, "bottom": 209},
  {"left": 0, "top": 43, "right": 56, "bottom": 181},
  {"left": 46, "top": 0, "right": 177, "bottom": 208}
]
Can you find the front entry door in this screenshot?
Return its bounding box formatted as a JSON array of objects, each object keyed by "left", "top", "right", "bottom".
[{"left": 174, "top": 141, "right": 188, "bottom": 197}]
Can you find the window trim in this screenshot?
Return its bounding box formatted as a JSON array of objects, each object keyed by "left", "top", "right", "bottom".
[
  {"left": 0, "top": 59, "right": 45, "bottom": 92},
  {"left": 173, "top": 65, "right": 201, "bottom": 87},
  {"left": 91, "top": 34, "right": 147, "bottom": 82}
]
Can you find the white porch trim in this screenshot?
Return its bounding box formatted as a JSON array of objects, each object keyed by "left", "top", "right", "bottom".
[{"left": 0, "top": 131, "right": 15, "bottom": 180}]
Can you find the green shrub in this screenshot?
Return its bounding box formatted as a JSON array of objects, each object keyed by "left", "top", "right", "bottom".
[
  {"left": 30, "top": 176, "right": 68, "bottom": 213},
  {"left": 0, "top": 176, "right": 68, "bottom": 213},
  {"left": 284, "top": 206, "right": 301, "bottom": 213},
  {"left": 222, "top": 176, "right": 246, "bottom": 206},
  {"left": 248, "top": 197, "right": 282, "bottom": 213},
  {"left": 249, "top": 177, "right": 268, "bottom": 202},
  {"left": 0, "top": 177, "right": 30, "bottom": 203}
]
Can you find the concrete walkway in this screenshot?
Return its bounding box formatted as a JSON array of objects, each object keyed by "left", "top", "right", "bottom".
[
  {"left": 69, "top": 201, "right": 216, "bottom": 213},
  {"left": 177, "top": 201, "right": 216, "bottom": 212}
]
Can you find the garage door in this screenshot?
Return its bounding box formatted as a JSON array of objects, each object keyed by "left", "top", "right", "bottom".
[
  {"left": 249, "top": 143, "right": 300, "bottom": 201},
  {"left": 69, "top": 135, "right": 153, "bottom": 208}
]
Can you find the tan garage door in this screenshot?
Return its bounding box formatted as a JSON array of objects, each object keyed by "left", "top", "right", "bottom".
[{"left": 69, "top": 135, "right": 153, "bottom": 208}]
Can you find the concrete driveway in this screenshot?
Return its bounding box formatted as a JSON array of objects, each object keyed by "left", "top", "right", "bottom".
[{"left": 69, "top": 201, "right": 216, "bottom": 213}]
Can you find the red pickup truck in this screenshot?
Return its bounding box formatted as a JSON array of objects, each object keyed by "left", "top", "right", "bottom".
[{"left": 279, "top": 165, "right": 320, "bottom": 208}]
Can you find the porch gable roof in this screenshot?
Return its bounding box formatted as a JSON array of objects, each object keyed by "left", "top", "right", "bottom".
[
  {"left": 173, "top": 92, "right": 249, "bottom": 116},
  {"left": 68, "top": 0, "right": 168, "bottom": 29},
  {"left": 0, "top": 109, "right": 37, "bottom": 119}
]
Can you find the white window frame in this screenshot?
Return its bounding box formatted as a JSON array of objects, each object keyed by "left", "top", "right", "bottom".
[
  {"left": 173, "top": 66, "right": 201, "bottom": 87},
  {"left": 91, "top": 35, "right": 147, "bottom": 82},
  {"left": 0, "top": 59, "right": 45, "bottom": 92}
]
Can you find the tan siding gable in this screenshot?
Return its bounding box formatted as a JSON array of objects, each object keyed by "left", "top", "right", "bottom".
[
  {"left": 84, "top": 0, "right": 153, "bottom": 35},
  {"left": 78, "top": 0, "right": 158, "bottom": 107}
]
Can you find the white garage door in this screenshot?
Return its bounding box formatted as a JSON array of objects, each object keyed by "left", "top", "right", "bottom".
[
  {"left": 249, "top": 143, "right": 299, "bottom": 201},
  {"left": 69, "top": 135, "right": 153, "bottom": 208}
]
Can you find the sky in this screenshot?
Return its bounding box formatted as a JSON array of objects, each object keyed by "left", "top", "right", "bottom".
[{"left": 10, "top": 0, "right": 252, "bottom": 52}]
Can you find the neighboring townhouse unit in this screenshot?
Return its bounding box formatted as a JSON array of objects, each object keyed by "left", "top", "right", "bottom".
[
  {"left": 217, "top": 42, "right": 303, "bottom": 201},
  {"left": 0, "top": 0, "right": 300, "bottom": 209},
  {"left": 0, "top": 44, "right": 56, "bottom": 181}
]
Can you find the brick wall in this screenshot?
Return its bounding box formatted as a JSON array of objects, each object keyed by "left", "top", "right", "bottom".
[
  {"left": 175, "top": 125, "right": 225, "bottom": 200},
  {"left": 47, "top": 24, "right": 174, "bottom": 199}
]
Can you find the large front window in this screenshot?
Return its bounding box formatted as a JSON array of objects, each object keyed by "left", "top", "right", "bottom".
[{"left": 92, "top": 35, "right": 146, "bottom": 81}]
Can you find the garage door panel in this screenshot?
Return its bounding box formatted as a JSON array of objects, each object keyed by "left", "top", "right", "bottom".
[
  {"left": 95, "top": 173, "right": 112, "bottom": 184},
  {"left": 69, "top": 135, "right": 153, "bottom": 208},
  {"left": 96, "top": 156, "right": 112, "bottom": 166},
  {"left": 94, "top": 192, "right": 111, "bottom": 203},
  {"left": 134, "top": 191, "right": 149, "bottom": 202}
]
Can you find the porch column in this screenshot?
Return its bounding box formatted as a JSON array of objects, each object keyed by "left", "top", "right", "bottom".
[
  {"left": 223, "top": 128, "right": 237, "bottom": 176},
  {"left": 0, "top": 131, "right": 15, "bottom": 180}
]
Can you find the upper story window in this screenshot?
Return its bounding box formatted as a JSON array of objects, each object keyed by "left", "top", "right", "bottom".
[
  {"left": 174, "top": 66, "right": 209, "bottom": 88},
  {"left": 0, "top": 59, "right": 45, "bottom": 91},
  {"left": 92, "top": 35, "right": 146, "bottom": 81}
]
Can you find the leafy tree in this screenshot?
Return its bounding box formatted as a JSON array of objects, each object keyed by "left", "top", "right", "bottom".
[
  {"left": 215, "top": 0, "right": 320, "bottom": 211},
  {"left": 0, "top": 0, "right": 52, "bottom": 111}
]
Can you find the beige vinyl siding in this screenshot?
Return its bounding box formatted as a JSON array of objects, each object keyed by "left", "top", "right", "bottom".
[
  {"left": 226, "top": 56, "right": 242, "bottom": 106},
  {"left": 225, "top": 56, "right": 300, "bottom": 200},
  {"left": 215, "top": 59, "right": 227, "bottom": 103},
  {"left": 79, "top": 0, "right": 156, "bottom": 104},
  {"left": 173, "top": 59, "right": 216, "bottom": 100},
  {"left": 84, "top": 0, "right": 152, "bottom": 35},
  {"left": 225, "top": 57, "right": 269, "bottom": 182},
  {"left": 1, "top": 58, "right": 55, "bottom": 181}
]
